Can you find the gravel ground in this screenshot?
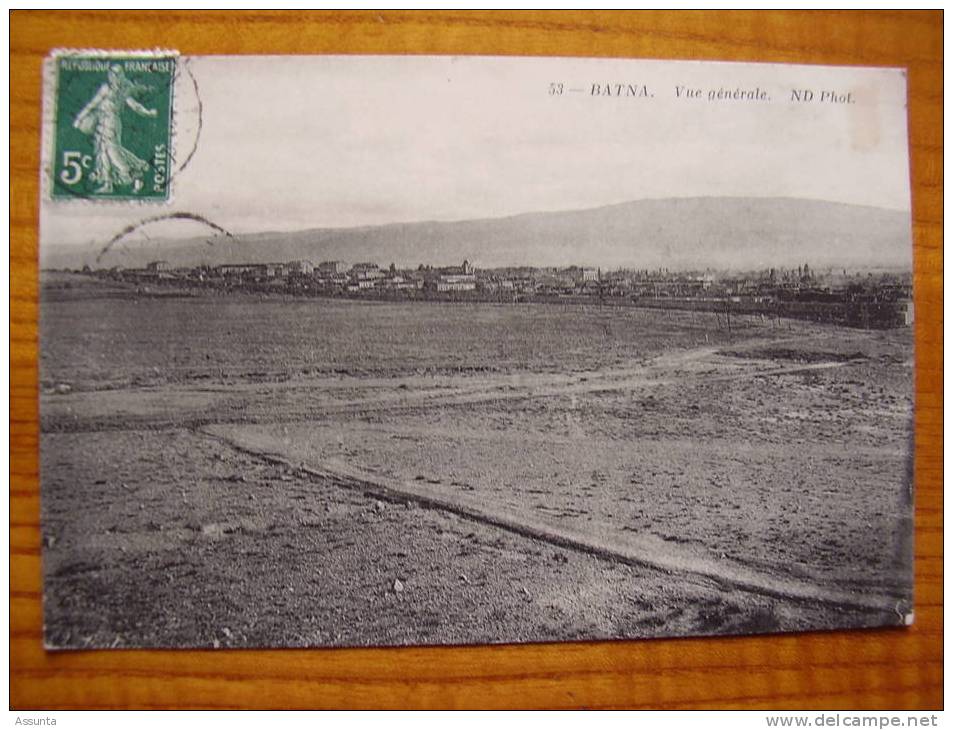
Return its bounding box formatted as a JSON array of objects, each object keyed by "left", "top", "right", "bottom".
[{"left": 39, "top": 275, "right": 913, "bottom": 648}]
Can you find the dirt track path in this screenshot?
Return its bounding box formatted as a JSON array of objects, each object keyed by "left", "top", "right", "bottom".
[
  {"left": 42, "top": 339, "right": 862, "bottom": 431},
  {"left": 191, "top": 341, "right": 897, "bottom": 618},
  {"left": 201, "top": 422, "right": 905, "bottom": 617}
]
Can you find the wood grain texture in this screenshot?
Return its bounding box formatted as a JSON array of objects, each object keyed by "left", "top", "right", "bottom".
[{"left": 10, "top": 10, "right": 942, "bottom": 710}]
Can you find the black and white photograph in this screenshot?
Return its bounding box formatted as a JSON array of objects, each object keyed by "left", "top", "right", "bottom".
[{"left": 38, "top": 55, "right": 915, "bottom": 649}]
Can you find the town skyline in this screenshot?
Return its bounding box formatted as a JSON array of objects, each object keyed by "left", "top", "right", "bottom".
[
  {"left": 64, "top": 256, "right": 911, "bottom": 277},
  {"left": 65, "top": 254, "right": 915, "bottom": 331}
]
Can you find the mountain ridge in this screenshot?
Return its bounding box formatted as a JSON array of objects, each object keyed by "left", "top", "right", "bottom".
[{"left": 43, "top": 196, "right": 913, "bottom": 272}]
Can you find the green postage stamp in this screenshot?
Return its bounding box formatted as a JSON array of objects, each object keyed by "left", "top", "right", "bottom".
[{"left": 48, "top": 51, "right": 177, "bottom": 202}]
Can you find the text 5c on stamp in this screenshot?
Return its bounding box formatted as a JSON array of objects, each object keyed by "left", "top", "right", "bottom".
[{"left": 50, "top": 52, "right": 176, "bottom": 202}]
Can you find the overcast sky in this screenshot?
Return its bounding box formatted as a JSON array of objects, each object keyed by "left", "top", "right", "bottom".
[{"left": 41, "top": 55, "right": 911, "bottom": 250}]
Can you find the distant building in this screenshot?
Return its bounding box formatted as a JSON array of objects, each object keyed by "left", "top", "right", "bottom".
[
  {"left": 146, "top": 261, "right": 171, "bottom": 272},
  {"left": 350, "top": 262, "right": 383, "bottom": 281},
  {"left": 217, "top": 263, "right": 282, "bottom": 279},
  {"left": 346, "top": 279, "right": 376, "bottom": 292},
  {"left": 425, "top": 259, "right": 477, "bottom": 292},
  {"left": 561, "top": 266, "right": 598, "bottom": 284},
  {"left": 381, "top": 275, "right": 420, "bottom": 291},
  {"left": 318, "top": 260, "right": 348, "bottom": 275},
  {"left": 287, "top": 260, "right": 314, "bottom": 275},
  {"left": 218, "top": 264, "right": 259, "bottom": 275},
  {"left": 435, "top": 275, "right": 476, "bottom": 292}
]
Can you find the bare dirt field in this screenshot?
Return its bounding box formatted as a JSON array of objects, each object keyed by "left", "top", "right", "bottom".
[{"left": 39, "top": 273, "right": 914, "bottom": 648}]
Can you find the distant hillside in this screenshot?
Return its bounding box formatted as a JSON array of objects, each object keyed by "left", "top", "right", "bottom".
[{"left": 43, "top": 197, "right": 913, "bottom": 272}]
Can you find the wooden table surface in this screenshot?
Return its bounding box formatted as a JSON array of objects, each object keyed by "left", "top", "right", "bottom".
[{"left": 9, "top": 10, "right": 942, "bottom": 710}]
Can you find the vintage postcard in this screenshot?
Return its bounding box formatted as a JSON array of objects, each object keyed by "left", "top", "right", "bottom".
[{"left": 38, "top": 54, "right": 914, "bottom": 649}]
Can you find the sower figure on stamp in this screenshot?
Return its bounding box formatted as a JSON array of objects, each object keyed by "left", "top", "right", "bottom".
[{"left": 73, "top": 64, "right": 157, "bottom": 194}]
